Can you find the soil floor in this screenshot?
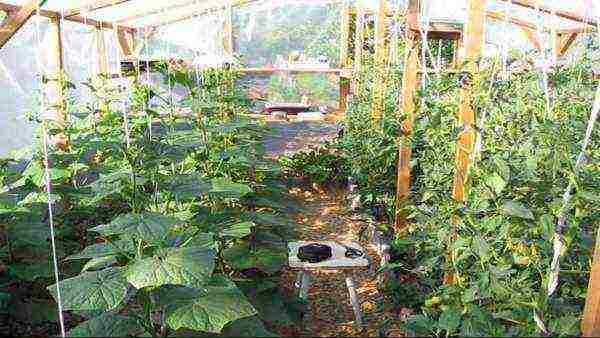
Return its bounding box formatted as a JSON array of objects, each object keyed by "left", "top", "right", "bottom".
[{"left": 264, "top": 118, "right": 406, "bottom": 337}]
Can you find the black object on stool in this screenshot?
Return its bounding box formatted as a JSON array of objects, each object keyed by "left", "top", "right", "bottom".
[{"left": 297, "top": 243, "right": 332, "bottom": 263}]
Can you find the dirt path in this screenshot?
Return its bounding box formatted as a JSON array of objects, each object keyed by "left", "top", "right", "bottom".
[{"left": 263, "top": 119, "right": 404, "bottom": 337}]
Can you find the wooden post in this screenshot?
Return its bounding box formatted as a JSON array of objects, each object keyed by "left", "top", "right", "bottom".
[
  {"left": 223, "top": 5, "right": 233, "bottom": 56},
  {"left": 394, "top": 34, "right": 419, "bottom": 229},
  {"left": 345, "top": 274, "right": 363, "bottom": 327},
  {"left": 583, "top": 228, "right": 600, "bottom": 336},
  {"left": 371, "top": 0, "right": 388, "bottom": 124},
  {"left": 44, "top": 17, "right": 68, "bottom": 149},
  {"left": 339, "top": 1, "right": 351, "bottom": 115},
  {"left": 117, "top": 27, "right": 133, "bottom": 57},
  {"left": 95, "top": 27, "right": 108, "bottom": 75},
  {"left": 451, "top": 0, "right": 486, "bottom": 202},
  {"left": 352, "top": 2, "right": 365, "bottom": 94}
]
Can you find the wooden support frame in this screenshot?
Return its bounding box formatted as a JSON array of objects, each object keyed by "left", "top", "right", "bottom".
[
  {"left": 223, "top": 5, "right": 233, "bottom": 55},
  {"left": 583, "top": 226, "right": 600, "bottom": 336},
  {"left": 0, "top": 2, "right": 135, "bottom": 43},
  {"left": 394, "top": 32, "right": 419, "bottom": 229},
  {"left": 147, "top": 0, "right": 259, "bottom": 29},
  {"left": 96, "top": 27, "right": 109, "bottom": 75},
  {"left": 555, "top": 32, "right": 578, "bottom": 57},
  {"left": 496, "top": 0, "right": 598, "bottom": 28},
  {"left": 370, "top": 0, "right": 388, "bottom": 124},
  {"left": 64, "top": 0, "right": 133, "bottom": 18},
  {"left": 452, "top": 0, "right": 486, "bottom": 202},
  {"left": 117, "top": 27, "right": 133, "bottom": 57},
  {"left": 352, "top": 2, "right": 365, "bottom": 94},
  {"left": 0, "top": 0, "right": 45, "bottom": 49},
  {"left": 339, "top": 1, "right": 351, "bottom": 115}
]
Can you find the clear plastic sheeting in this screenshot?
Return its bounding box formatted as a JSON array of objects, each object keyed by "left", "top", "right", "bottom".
[
  {"left": 0, "top": 16, "right": 50, "bottom": 157},
  {"left": 234, "top": 0, "right": 342, "bottom": 67}
]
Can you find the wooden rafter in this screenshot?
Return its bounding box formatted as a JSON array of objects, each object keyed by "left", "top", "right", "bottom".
[
  {"left": 64, "top": 0, "right": 133, "bottom": 18},
  {"left": 0, "top": 2, "right": 135, "bottom": 34},
  {"left": 496, "top": 0, "right": 598, "bottom": 27},
  {"left": 0, "top": 0, "right": 45, "bottom": 49},
  {"left": 116, "top": 0, "right": 199, "bottom": 24},
  {"left": 486, "top": 10, "right": 537, "bottom": 30},
  {"left": 146, "top": 0, "right": 259, "bottom": 28}
]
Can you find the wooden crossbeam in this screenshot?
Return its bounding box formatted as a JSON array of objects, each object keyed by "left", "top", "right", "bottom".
[
  {"left": 486, "top": 10, "right": 537, "bottom": 30},
  {"left": 0, "top": 0, "right": 46, "bottom": 49},
  {"left": 147, "top": 0, "right": 259, "bottom": 28},
  {"left": 496, "top": 0, "right": 598, "bottom": 27},
  {"left": 64, "top": 0, "right": 133, "bottom": 18},
  {"left": 0, "top": 2, "right": 135, "bottom": 34},
  {"left": 116, "top": 0, "right": 199, "bottom": 24}
]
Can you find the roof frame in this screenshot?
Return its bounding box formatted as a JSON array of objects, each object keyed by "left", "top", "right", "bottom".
[
  {"left": 0, "top": 2, "right": 135, "bottom": 33},
  {"left": 64, "top": 0, "right": 134, "bottom": 18},
  {"left": 496, "top": 0, "right": 598, "bottom": 27}
]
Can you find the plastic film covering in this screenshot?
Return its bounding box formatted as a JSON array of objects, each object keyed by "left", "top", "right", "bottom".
[{"left": 0, "top": 16, "right": 50, "bottom": 157}]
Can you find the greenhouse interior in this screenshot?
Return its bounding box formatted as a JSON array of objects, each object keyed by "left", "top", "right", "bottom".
[{"left": 0, "top": 0, "right": 599, "bottom": 336}]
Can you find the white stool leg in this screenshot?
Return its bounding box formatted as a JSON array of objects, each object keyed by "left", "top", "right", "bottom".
[
  {"left": 345, "top": 274, "right": 363, "bottom": 327},
  {"left": 298, "top": 271, "right": 311, "bottom": 300}
]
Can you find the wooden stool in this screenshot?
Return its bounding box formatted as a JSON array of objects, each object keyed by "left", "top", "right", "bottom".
[{"left": 288, "top": 241, "right": 370, "bottom": 327}]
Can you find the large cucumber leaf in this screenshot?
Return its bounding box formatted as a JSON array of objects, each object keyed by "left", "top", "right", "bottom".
[
  {"left": 163, "top": 275, "right": 257, "bottom": 333},
  {"left": 125, "top": 246, "right": 215, "bottom": 290},
  {"left": 210, "top": 178, "right": 253, "bottom": 199},
  {"left": 501, "top": 201, "right": 534, "bottom": 220},
  {"left": 47, "top": 267, "right": 130, "bottom": 311},
  {"left": 90, "top": 212, "right": 181, "bottom": 242},
  {"left": 66, "top": 240, "right": 134, "bottom": 260},
  {"left": 222, "top": 242, "right": 286, "bottom": 274},
  {"left": 222, "top": 316, "right": 279, "bottom": 337},
  {"left": 68, "top": 313, "right": 141, "bottom": 337}
]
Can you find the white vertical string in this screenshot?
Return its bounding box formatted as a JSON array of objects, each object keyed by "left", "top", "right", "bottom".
[{"left": 33, "top": 3, "right": 66, "bottom": 337}]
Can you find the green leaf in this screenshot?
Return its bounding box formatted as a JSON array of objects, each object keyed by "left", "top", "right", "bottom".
[
  {"left": 211, "top": 178, "right": 253, "bottom": 199},
  {"left": 68, "top": 313, "right": 140, "bottom": 337},
  {"left": 125, "top": 246, "right": 215, "bottom": 290},
  {"left": 6, "top": 221, "right": 50, "bottom": 247},
  {"left": 47, "top": 267, "right": 130, "bottom": 311},
  {"left": 67, "top": 240, "right": 134, "bottom": 260},
  {"left": 438, "top": 308, "right": 461, "bottom": 334},
  {"left": 164, "top": 174, "right": 211, "bottom": 200},
  {"left": 165, "top": 275, "right": 257, "bottom": 333},
  {"left": 501, "top": 201, "right": 534, "bottom": 220},
  {"left": 223, "top": 242, "right": 286, "bottom": 274},
  {"left": 484, "top": 173, "right": 506, "bottom": 195},
  {"left": 18, "top": 192, "right": 61, "bottom": 206},
  {"left": 22, "top": 161, "right": 70, "bottom": 187},
  {"left": 90, "top": 212, "right": 181, "bottom": 242},
  {"left": 82, "top": 256, "right": 117, "bottom": 272},
  {"left": 222, "top": 316, "right": 278, "bottom": 337},
  {"left": 220, "top": 222, "right": 254, "bottom": 239}
]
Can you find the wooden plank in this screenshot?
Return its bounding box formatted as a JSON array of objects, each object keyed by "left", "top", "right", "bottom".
[
  {"left": 223, "top": 5, "right": 233, "bottom": 55},
  {"left": 496, "top": 0, "right": 598, "bottom": 27},
  {"left": 556, "top": 32, "right": 578, "bottom": 57},
  {"left": 148, "top": 0, "right": 259, "bottom": 28},
  {"left": 96, "top": 27, "right": 108, "bottom": 75},
  {"left": 521, "top": 26, "right": 541, "bottom": 50},
  {"left": 0, "top": 2, "right": 135, "bottom": 33},
  {"left": 116, "top": 0, "right": 199, "bottom": 24},
  {"left": 370, "top": 0, "right": 388, "bottom": 123},
  {"left": 486, "top": 10, "right": 537, "bottom": 30},
  {"left": 0, "top": 0, "right": 45, "bottom": 49},
  {"left": 394, "top": 34, "right": 419, "bottom": 229},
  {"left": 352, "top": 2, "right": 365, "bottom": 93},
  {"left": 452, "top": 0, "right": 486, "bottom": 202},
  {"left": 583, "top": 227, "right": 600, "bottom": 337},
  {"left": 339, "top": 1, "right": 351, "bottom": 114},
  {"left": 64, "top": 0, "right": 133, "bottom": 18},
  {"left": 117, "top": 27, "right": 132, "bottom": 56}
]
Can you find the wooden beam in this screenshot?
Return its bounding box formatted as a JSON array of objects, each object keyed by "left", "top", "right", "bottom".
[
  {"left": 452, "top": 0, "right": 486, "bottom": 202},
  {"left": 0, "top": 2, "right": 135, "bottom": 33},
  {"left": 0, "top": 0, "right": 45, "bottom": 49},
  {"left": 339, "top": 1, "right": 351, "bottom": 114},
  {"left": 395, "top": 33, "right": 419, "bottom": 229},
  {"left": 583, "top": 227, "right": 600, "bottom": 337},
  {"left": 147, "top": 0, "right": 259, "bottom": 28},
  {"left": 64, "top": 0, "right": 133, "bottom": 18},
  {"left": 117, "top": 27, "right": 133, "bottom": 57},
  {"left": 223, "top": 5, "right": 233, "bottom": 55},
  {"left": 116, "top": 0, "right": 198, "bottom": 24},
  {"left": 556, "top": 32, "right": 578, "bottom": 57},
  {"left": 558, "top": 27, "right": 596, "bottom": 34},
  {"left": 496, "top": 0, "right": 598, "bottom": 27},
  {"left": 521, "top": 26, "right": 541, "bottom": 50},
  {"left": 371, "top": 0, "right": 388, "bottom": 124},
  {"left": 486, "top": 10, "right": 537, "bottom": 30},
  {"left": 352, "top": 2, "right": 365, "bottom": 94}
]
